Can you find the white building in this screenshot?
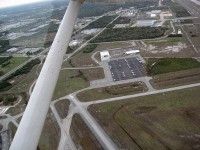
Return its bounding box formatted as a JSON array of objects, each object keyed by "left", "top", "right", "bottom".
[
  {"left": 114, "top": 24, "right": 130, "bottom": 28},
  {"left": 177, "top": 29, "right": 182, "bottom": 34},
  {"left": 6, "top": 47, "right": 19, "bottom": 53},
  {"left": 125, "top": 50, "right": 140, "bottom": 55},
  {"left": 146, "top": 10, "right": 161, "bottom": 15},
  {"left": 69, "top": 40, "right": 80, "bottom": 47},
  {"left": 137, "top": 20, "right": 156, "bottom": 27},
  {"left": 150, "top": 14, "right": 157, "bottom": 18},
  {"left": 100, "top": 51, "right": 110, "bottom": 61}
]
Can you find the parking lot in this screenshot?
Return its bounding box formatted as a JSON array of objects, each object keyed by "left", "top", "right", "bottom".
[{"left": 108, "top": 57, "right": 145, "bottom": 82}]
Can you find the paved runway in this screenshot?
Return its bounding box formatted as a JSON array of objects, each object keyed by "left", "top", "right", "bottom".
[{"left": 108, "top": 57, "right": 145, "bottom": 82}]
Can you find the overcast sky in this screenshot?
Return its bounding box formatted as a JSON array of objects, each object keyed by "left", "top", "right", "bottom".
[{"left": 0, "top": 0, "right": 46, "bottom": 8}]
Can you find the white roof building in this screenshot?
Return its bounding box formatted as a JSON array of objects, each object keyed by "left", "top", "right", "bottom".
[
  {"left": 137, "top": 20, "right": 156, "bottom": 27},
  {"left": 178, "top": 29, "right": 182, "bottom": 34},
  {"left": 114, "top": 24, "right": 130, "bottom": 28},
  {"left": 146, "top": 10, "right": 161, "bottom": 15},
  {"left": 125, "top": 50, "right": 140, "bottom": 55},
  {"left": 69, "top": 40, "right": 80, "bottom": 47},
  {"left": 6, "top": 47, "right": 19, "bottom": 53},
  {"left": 150, "top": 14, "right": 157, "bottom": 18},
  {"left": 100, "top": 51, "right": 110, "bottom": 61}
]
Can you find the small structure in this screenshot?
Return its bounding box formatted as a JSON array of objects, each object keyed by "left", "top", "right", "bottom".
[
  {"left": 81, "top": 29, "right": 100, "bottom": 35},
  {"left": 150, "top": 14, "right": 157, "bottom": 18},
  {"left": 114, "top": 24, "right": 130, "bottom": 28},
  {"left": 146, "top": 10, "right": 161, "bottom": 15},
  {"left": 69, "top": 40, "right": 80, "bottom": 47},
  {"left": 177, "top": 29, "right": 182, "bottom": 34},
  {"left": 100, "top": 51, "right": 110, "bottom": 61}
]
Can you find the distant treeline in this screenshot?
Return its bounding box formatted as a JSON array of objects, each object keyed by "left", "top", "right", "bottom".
[
  {"left": 0, "top": 40, "right": 10, "bottom": 53},
  {"left": 79, "top": 1, "right": 157, "bottom": 18},
  {"left": 91, "top": 27, "right": 167, "bottom": 43},
  {"left": 85, "top": 16, "right": 117, "bottom": 29}
]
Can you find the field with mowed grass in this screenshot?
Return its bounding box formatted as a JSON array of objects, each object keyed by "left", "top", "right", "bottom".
[
  {"left": 54, "top": 99, "right": 70, "bottom": 119},
  {"left": 53, "top": 70, "right": 89, "bottom": 100},
  {"left": 89, "top": 86, "right": 200, "bottom": 150},
  {"left": 151, "top": 68, "right": 200, "bottom": 89},
  {"left": 70, "top": 115, "right": 103, "bottom": 150},
  {"left": 146, "top": 58, "right": 200, "bottom": 75},
  {"left": 77, "top": 82, "right": 147, "bottom": 102},
  {"left": 0, "top": 57, "right": 29, "bottom": 75}
]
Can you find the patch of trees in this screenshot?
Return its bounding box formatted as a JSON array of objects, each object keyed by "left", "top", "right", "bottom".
[
  {"left": 0, "top": 58, "right": 41, "bottom": 91},
  {"left": 171, "top": 5, "right": 191, "bottom": 18},
  {"left": 180, "top": 19, "right": 193, "bottom": 24},
  {"left": 168, "top": 34, "right": 182, "bottom": 37},
  {"left": 82, "top": 44, "right": 98, "bottom": 53},
  {"left": 0, "top": 71, "right": 3, "bottom": 76},
  {"left": 146, "top": 58, "right": 200, "bottom": 75},
  {"left": 108, "top": 17, "right": 131, "bottom": 28},
  {"left": 44, "top": 41, "right": 53, "bottom": 48},
  {"left": 85, "top": 16, "right": 117, "bottom": 29},
  {"left": 162, "top": 0, "right": 176, "bottom": 6},
  {"left": 141, "top": 6, "right": 168, "bottom": 11},
  {"left": 0, "top": 40, "right": 10, "bottom": 53},
  {"left": 0, "top": 56, "right": 12, "bottom": 70},
  {"left": 0, "top": 94, "right": 17, "bottom": 106},
  {"left": 66, "top": 46, "right": 74, "bottom": 54},
  {"left": 79, "top": 1, "right": 157, "bottom": 18},
  {"left": 0, "top": 56, "right": 12, "bottom": 65},
  {"left": 91, "top": 27, "right": 166, "bottom": 43}
]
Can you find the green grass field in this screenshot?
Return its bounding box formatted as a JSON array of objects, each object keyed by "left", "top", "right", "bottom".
[
  {"left": 54, "top": 99, "right": 70, "bottom": 119},
  {"left": 151, "top": 68, "right": 200, "bottom": 89},
  {"left": 89, "top": 86, "right": 200, "bottom": 150},
  {"left": 0, "top": 57, "right": 29, "bottom": 75},
  {"left": 77, "top": 82, "right": 147, "bottom": 102},
  {"left": 70, "top": 114, "right": 103, "bottom": 150},
  {"left": 53, "top": 70, "right": 89, "bottom": 100},
  {"left": 147, "top": 58, "right": 200, "bottom": 75}
]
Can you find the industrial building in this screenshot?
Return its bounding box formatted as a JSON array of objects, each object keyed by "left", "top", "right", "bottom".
[{"left": 137, "top": 20, "right": 156, "bottom": 27}]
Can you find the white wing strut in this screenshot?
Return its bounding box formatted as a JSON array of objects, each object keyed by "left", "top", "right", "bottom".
[{"left": 9, "top": 1, "right": 82, "bottom": 149}]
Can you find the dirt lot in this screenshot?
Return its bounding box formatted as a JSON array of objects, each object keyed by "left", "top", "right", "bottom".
[
  {"left": 89, "top": 86, "right": 200, "bottom": 150},
  {"left": 150, "top": 68, "right": 200, "bottom": 89},
  {"left": 54, "top": 99, "right": 70, "bottom": 119},
  {"left": 141, "top": 36, "right": 197, "bottom": 57},
  {"left": 70, "top": 114, "right": 103, "bottom": 150},
  {"left": 77, "top": 82, "right": 147, "bottom": 102}
]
